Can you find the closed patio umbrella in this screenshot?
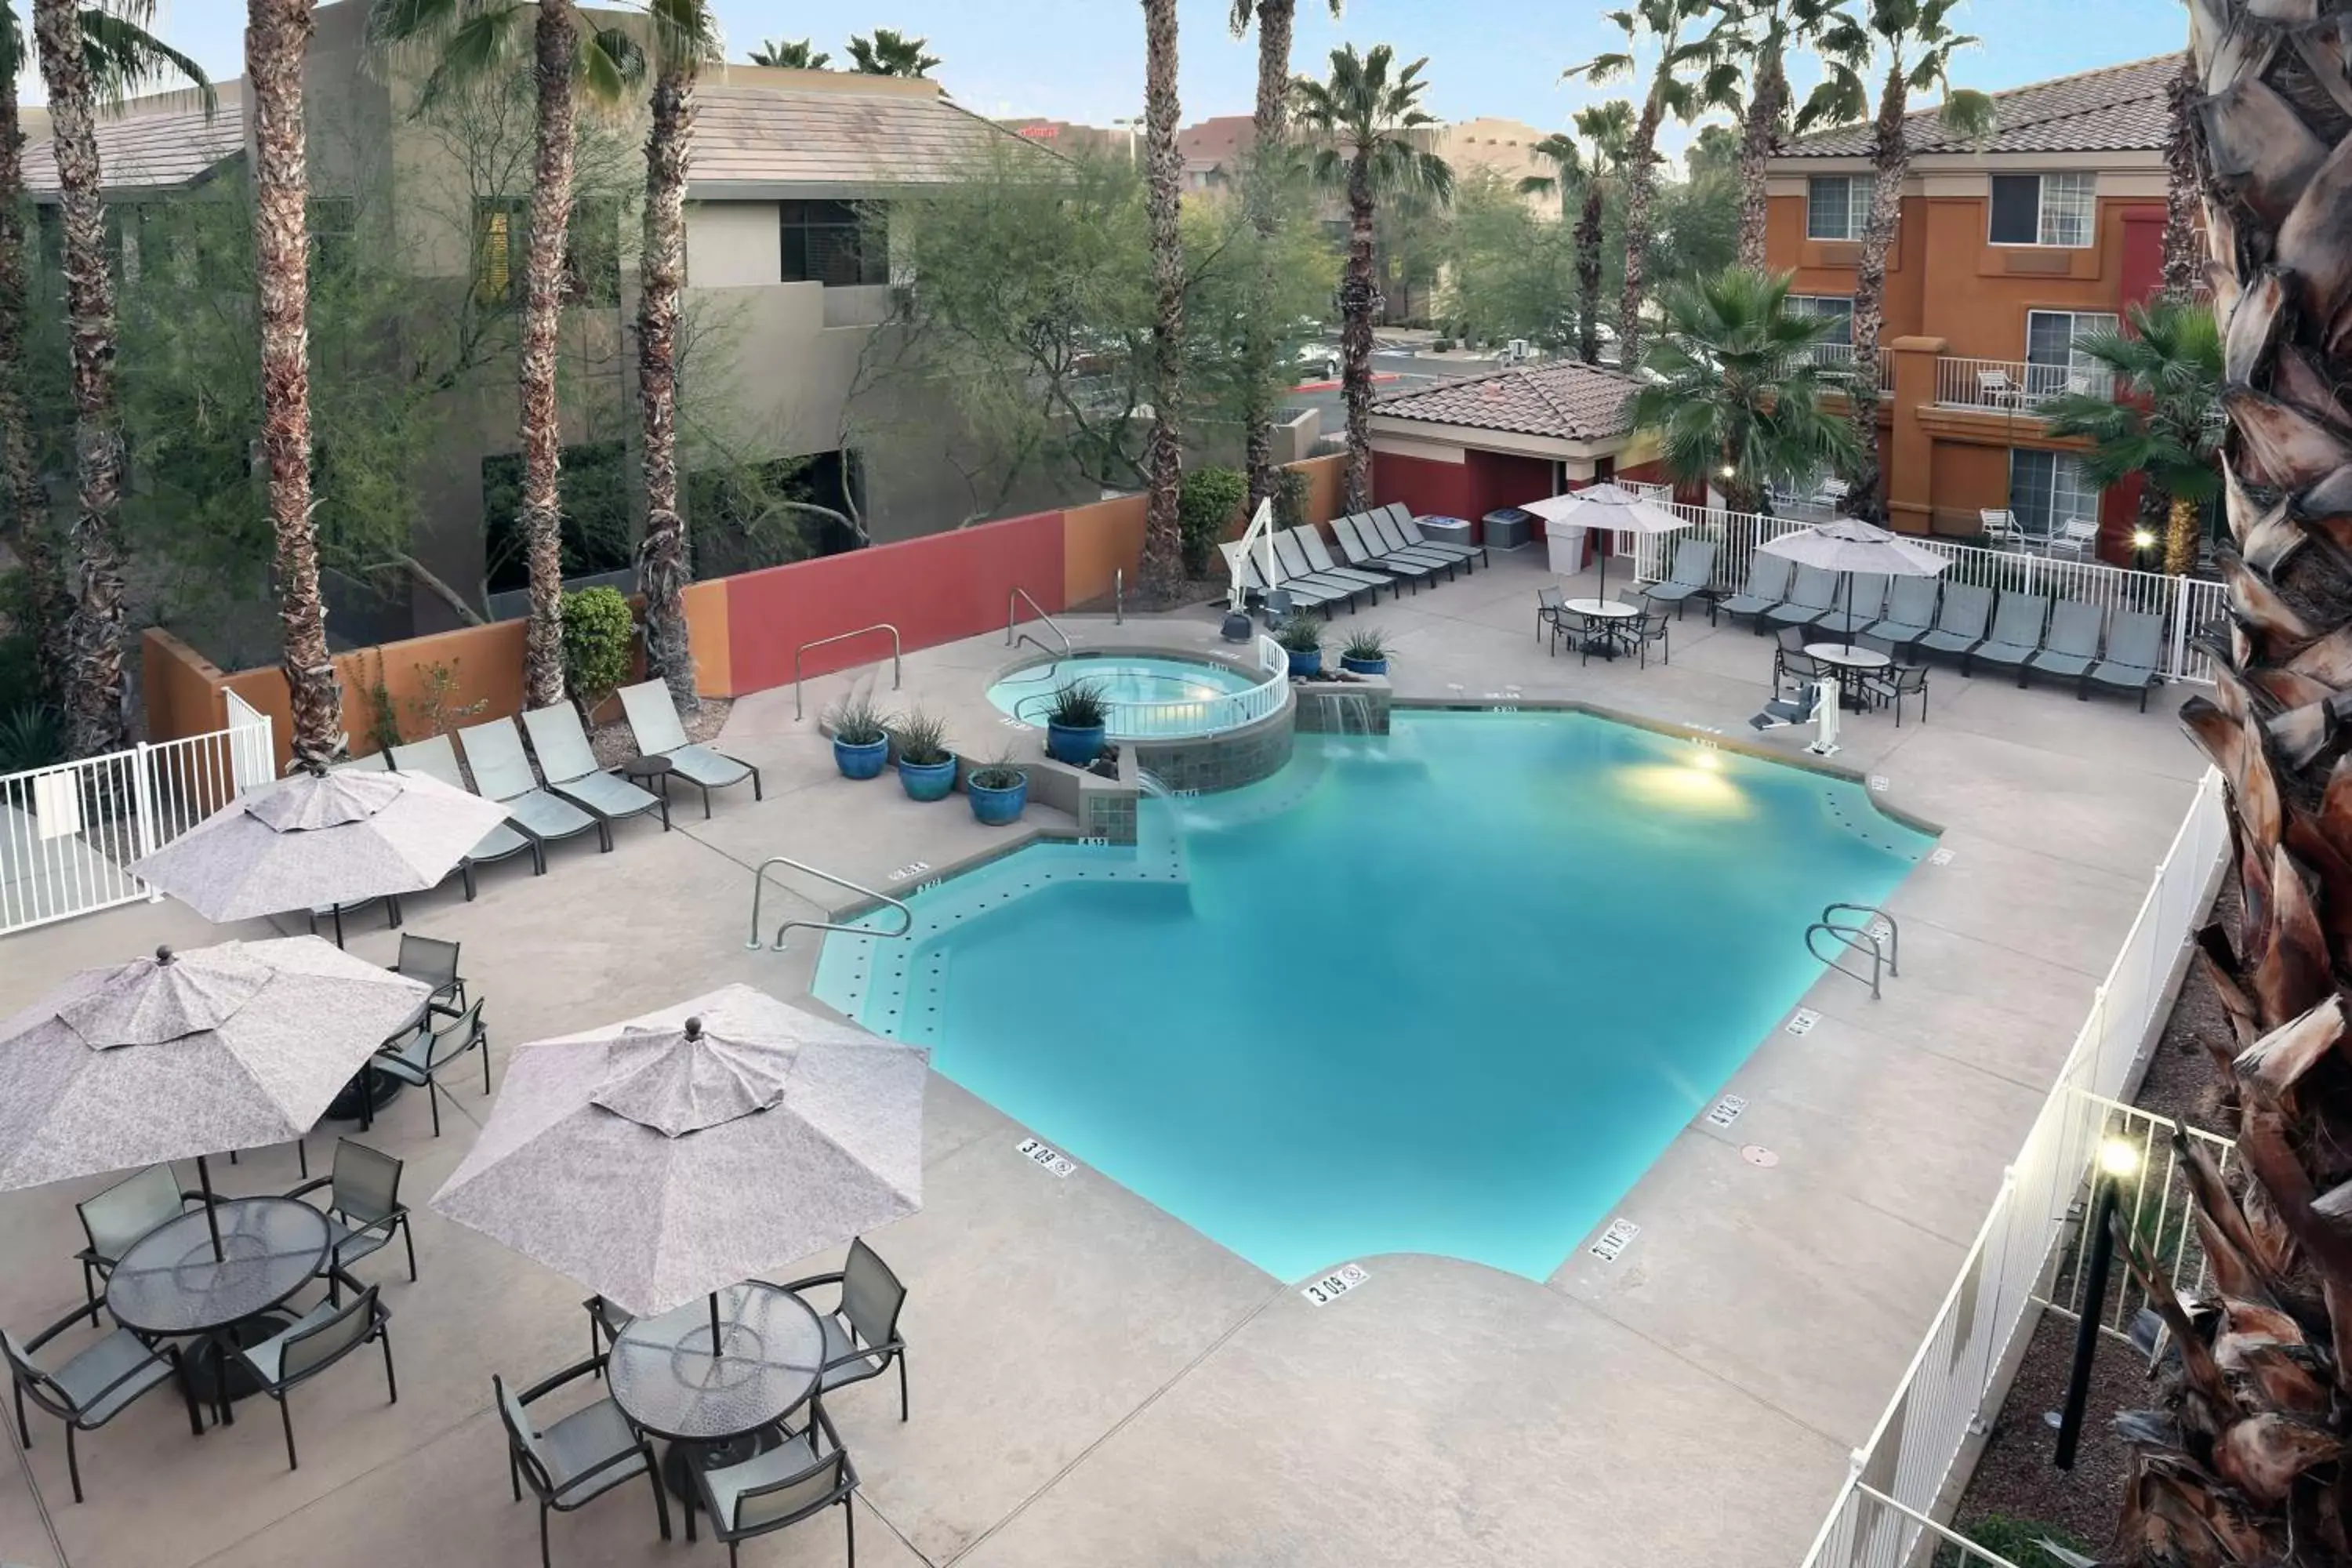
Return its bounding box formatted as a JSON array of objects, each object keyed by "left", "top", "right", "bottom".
[
  {"left": 1759, "top": 517, "right": 1949, "bottom": 652},
  {"left": 1522, "top": 484, "right": 1693, "bottom": 602}
]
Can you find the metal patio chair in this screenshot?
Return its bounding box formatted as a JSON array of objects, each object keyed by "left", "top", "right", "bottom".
[
  {"left": 229, "top": 1273, "right": 396, "bottom": 1469},
  {"left": 688, "top": 1400, "right": 857, "bottom": 1565},
  {"left": 72, "top": 1164, "right": 200, "bottom": 1326},
  {"left": 5, "top": 1306, "right": 202, "bottom": 1501},
  {"left": 373, "top": 996, "right": 489, "bottom": 1137},
  {"left": 390, "top": 932, "right": 466, "bottom": 1015},
  {"left": 284, "top": 1138, "right": 416, "bottom": 1283},
  {"left": 777, "top": 1236, "right": 912, "bottom": 1423},
  {"left": 496, "top": 1356, "right": 671, "bottom": 1567}
]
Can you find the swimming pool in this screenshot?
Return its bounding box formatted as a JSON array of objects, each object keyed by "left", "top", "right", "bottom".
[
  {"left": 986, "top": 652, "right": 1272, "bottom": 739},
  {"left": 815, "top": 710, "right": 1931, "bottom": 1283}
]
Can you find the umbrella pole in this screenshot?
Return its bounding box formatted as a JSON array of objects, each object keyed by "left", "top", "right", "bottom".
[
  {"left": 1596, "top": 535, "right": 1609, "bottom": 604},
  {"left": 197, "top": 1155, "right": 224, "bottom": 1261},
  {"left": 709, "top": 1290, "right": 723, "bottom": 1357}
]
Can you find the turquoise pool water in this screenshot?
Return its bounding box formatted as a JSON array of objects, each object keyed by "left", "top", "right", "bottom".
[
  {"left": 815, "top": 710, "right": 1931, "bottom": 1283},
  {"left": 986, "top": 653, "right": 1264, "bottom": 738}
]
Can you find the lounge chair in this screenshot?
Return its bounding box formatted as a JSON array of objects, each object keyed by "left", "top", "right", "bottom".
[
  {"left": 1392, "top": 507, "right": 1486, "bottom": 568},
  {"left": 1330, "top": 514, "right": 1436, "bottom": 587},
  {"left": 1221, "top": 539, "right": 1349, "bottom": 615},
  {"left": 456, "top": 718, "right": 612, "bottom": 853},
  {"left": 1865, "top": 577, "right": 1942, "bottom": 652},
  {"left": 1641, "top": 539, "right": 1717, "bottom": 619},
  {"left": 2024, "top": 601, "right": 2105, "bottom": 688},
  {"left": 521, "top": 706, "right": 670, "bottom": 835},
  {"left": 1765, "top": 566, "right": 1842, "bottom": 631},
  {"left": 615, "top": 682, "right": 762, "bottom": 819},
  {"left": 1365, "top": 510, "right": 1465, "bottom": 576},
  {"left": 1913, "top": 583, "right": 1993, "bottom": 662},
  {"left": 2082, "top": 611, "right": 2165, "bottom": 710},
  {"left": 1715, "top": 554, "right": 1795, "bottom": 631},
  {"left": 1813, "top": 572, "right": 1889, "bottom": 639},
  {"left": 1290, "top": 526, "right": 1392, "bottom": 598},
  {"left": 1266, "top": 530, "right": 1379, "bottom": 609},
  {"left": 1963, "top": 593, "right": 2050, "bottom": 681},
  {"left": 389, "top": 733, "right": 545, "bottom": 886}
]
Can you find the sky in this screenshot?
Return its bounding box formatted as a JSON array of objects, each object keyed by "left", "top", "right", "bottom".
[{"left": 24, "top": 0, "right": 2186, "bottom": 153}]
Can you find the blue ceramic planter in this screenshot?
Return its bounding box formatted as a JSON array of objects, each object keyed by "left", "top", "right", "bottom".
[
  {"left": 967, "top": 774, "right": 1029, "bottom": 826},
  {"left": 1047, "top": 722, "right": 1106, "bottom": 767},
  {"left": 898, "top": 756, "right": 959, "bottom": 802},
  {"left": 1287, "top": 648, "right": 1323, "bottom": 678},
  {"left": 1341, "top": 655, "right": 1388, "bottom": 677},
  {"left": 833, "top": 735, "right": 889, "bottom": 779}
]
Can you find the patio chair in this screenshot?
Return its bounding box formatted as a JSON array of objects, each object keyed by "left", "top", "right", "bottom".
[
  {"left": 1765, "top": 566, "right": 1842, "bottom": 632},
  {"left": 1776, "top": 646, "right": 1824, "bottom": 699},
  {"left": 1290, "top": 525, "right": 1393, "bottom": 599},
  {"left": 1221, "top": 539, "right": 1350, "bottom": 615},
  {"left": 229, "top": 1273, "right": 395, "bottom": 1469},
  {"left": 2049, "top": 517, "right": 2101, "bottom": 560},
  {"left": 456, "top": 719, "right": 611, "bottom": 854},
  {"left": 1576, "top": 607, "right": 1628, "bottom": 666},
  {"left": 1366, "top": 510, "right": 1465, "bottom": 576},
  {"left": 284, "top": 1139, "right": 416, "bottom": 1283},
  {"left": 1978, "top": 510, "right": 2030, "bottom": 549},
  {"left": 1641, "top": 539, "right": 1718, "bottom": 619},
  {"left": 1715, "top": 554, "right": 1795, "bottom": 631},
  {"left": 1963, "top": 593, "right": 2051, "bottom": 681},
  {"left": 390, "top": 931, "right": 467, "bottom": 1014},
  {"left": 390, "top": 733, "right": 545, "bottom": 886},
  {"left": 307, "top": 753, "right": 404, "bottom": 947},
  {"left": 2083, "top": 611, "right": 2166, "bottom": 710},
  {"left": 1865, "top": 577, "right": 1942, "bottom": 652},
  {"left": 5, "top": 1305, "right": 202, "bottom": 1501},
  {"left": 1393, "top": 507, "right": 1487, "bottom": 567},
  {"left": 1864, "top": 657, "right": 1930, "bottom": 726},
  {"left": 688, "top": 1399, "right": 856, "bottom": 1563},
  {"left": 581, "top": 1296, "right": 635, "bottom": 1373},
  {"left": 779, "top": 1236, "right": 912, "bottom": 1422},
  {"left": 615, "top": 681, "right": 762, "bottom": 819},
  {"left": 521, "top": 707, "right": 670, "bottom": 837},
  {"left": 496, "top": 1357, "right": 671, "bottom": 1568},
  {"left": 1537, "top": 587, "right": 1569, "bottom": 651},
  {"left": 374, "top": 996, "right": 489, "bottom": 1138},
  {"left": 1976, "top": 367, "right": 2021, "bottom": 408},
  {"left": 1266, "top": 530, "right": 1379, "bottom": 609},
  {"left": 1913, "top": 583, "right": 1994, "bottom": 662},
  {"left": 1622, "top": 608, "right": 1671, "bottom": 669},
  {"left": 1814, "top": 572, "right": 1889, "bottom": 639},
  {"left": 1330, "top": 514, "right": 1436, "bottom": 587},
  {"left": 2024, "top": 601, "right": 2106, "bottom": 688},
  {"left": 72, "top": 1164, "right": 200, "bottom": 1326}
]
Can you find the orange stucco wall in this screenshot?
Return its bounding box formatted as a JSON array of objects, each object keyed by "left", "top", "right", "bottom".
[{"left": 1063, "top": 494, "right": 1149, "bottom": 608}]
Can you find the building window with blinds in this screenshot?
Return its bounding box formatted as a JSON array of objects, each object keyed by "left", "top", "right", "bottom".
[
  {"left": 1804, "top": 176, "right": 1873, "bottom": 241},
  {"left": 2009, "top": 449, "right": 2101, "bottom": 539},
  {"left": 779, "top": 200, "right": 889, "bottom": 287},
  {"left": 1988, "top": 172, "right": 2096, "bottom": 248}
]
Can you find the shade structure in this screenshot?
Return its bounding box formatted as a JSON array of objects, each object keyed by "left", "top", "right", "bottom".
[
  {"left": 1523, "top": 485, "right": 1693, "bottom": 600},
  {"left": 130, "top": 766, "right": 511, "bottom": 924},
  {"left": 1759, "top": 518, "right": 1951, "bottom": 653},
  {"left": 0, "top": 937, "right": 431, "bottom": 1191},
  {"left": 431, "top": 983, "right": 928, "bottom": 1319}
]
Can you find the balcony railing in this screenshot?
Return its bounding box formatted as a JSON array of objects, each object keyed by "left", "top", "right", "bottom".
[
  {"left": 1933, "top": 356, "right": 2113, "bottom": 415},
  {"left": 1802, "top": 343, "right": 1890, "bottom": 389}
]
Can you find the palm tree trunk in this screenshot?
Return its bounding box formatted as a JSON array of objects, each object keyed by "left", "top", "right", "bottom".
[
  {"left": 1616, "top": 96, "right": 1663, "bottom": 369},
  {"left": 1240, "top": 0, "right": 1294, "bottom": 522},
  {"left": 518, "top": 0, "right": 579, "bottom": 710},
  {"left": 1844, "top": 62, "right": 1909, "bottom": 522},
  {"left": 1340, "top": 172, "right": 1376, "bottom": 514},
  {"left": 32, "top": 0, "right": 129, "bottom": 757},
  {"left": 250, "top": 0, "right": 340, "bottom": 771},
  {"left": 1138, "top": 0, "right": 1186, "bottom": 604},
  {"left": 0, "top": 67, "right": 67, "bottom": 709},
  {"left": 637, "top": 60, "right": 696, "bottom": 712},
  {"left": 1735, "top": 48, "right": 1786, "bottom": 273},
  {"left": 2162, "top": 489, "right": 2198, "bottom": 579},
  {"left": 2159, "top": 52, "right": 2203, "bottom": 303},
  {"left": 1573, "top": 180, "right": 1603, "bottom": 366}
]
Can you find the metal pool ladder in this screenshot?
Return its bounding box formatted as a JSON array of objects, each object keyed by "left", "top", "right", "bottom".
[
  {"left": 1806, "top": 902, "right": 1900, "bottom": 1000},
  {"left": 1007, "top": 587, "right": 1073, "bottom": 658},
  {"left": 793, "top": 623, "right": 901, "bottom": 720},
  {"left": 747, "top": 855, "right": 914, "bottom": 951}
]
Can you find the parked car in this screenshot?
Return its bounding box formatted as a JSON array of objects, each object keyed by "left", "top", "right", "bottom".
[{"left": 1294, "top": 343, "right": 1341, "bottom": 381}]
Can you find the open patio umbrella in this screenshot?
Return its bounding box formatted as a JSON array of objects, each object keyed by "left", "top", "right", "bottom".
[
  {"left": 0, "top": 938, "right": 432, "bottom": 1257},
  {"left": 130, "top": 766, "right": 510, "bottom": 927},
  {"left": 1758, "top": 517, "right": 1950, "bottom": 653},
  {"left": 1522, "top": 484, "right": 1693, "bottom": 603},
  {"left": 430, "top": 983, "right": 927, "bottom": 1339}
]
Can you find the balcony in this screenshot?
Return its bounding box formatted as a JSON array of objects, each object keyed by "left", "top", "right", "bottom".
[
  {"left": 1801, "top": 343, "right": 1890, "bottom": 390},
  {"left": 1933, "top": 355, "right": 2113, "bottom": 416}
]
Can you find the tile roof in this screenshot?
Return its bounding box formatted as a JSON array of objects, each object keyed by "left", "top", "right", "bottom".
[
  {"left": 1371, "top": 361, "right": 1641, "bottom": 443},
  {"left": 688, "top": 82, "right": 1035, "bottom": 191},
  {"left": 24, "top": 105, "right": 242, "bottom": 194},
  {"left": 1779, "top": 53, "right": 2176, "bottom": 160}
]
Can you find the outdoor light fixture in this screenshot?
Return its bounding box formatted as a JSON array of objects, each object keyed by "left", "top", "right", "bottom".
[
  {"left": 2130, "top": 528, "right": 2156, "bottom": 551},
  {"left": 1720, "top": 465, "right": 1737, "bottom": 479},
  {"left": 2098, "top": 1138, "right": 2140, "bottom": 1177},
  {"left": 2053, "top": 1137, "right": 2141, "bottom": 1469}
]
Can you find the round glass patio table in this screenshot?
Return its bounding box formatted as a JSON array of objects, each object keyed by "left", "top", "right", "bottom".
[
  {"left": 607, "top": 1281, "right": 826, "bottom": 1501},
  {"left": 1805, "top": 643, "right": 1892, "bottom": 710},
  {"left": 106, "top": 1196, "right": 331, "bottom": 1414},
  {"left": 1564, "top": 597, "right": 1639, "bottom": 659}
]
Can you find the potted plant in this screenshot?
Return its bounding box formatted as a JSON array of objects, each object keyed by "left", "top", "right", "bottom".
[
  {"left": 1340, "top": 627, "right": 1392, "bottom": 677},
  {"left": 1276, "top": 614, "right": 1326, "bottom": 678},
  {"left": 825, "top": 691, "right": 892, "bottom": 779},
  {"left": 966, "top": 752, "right": 1029, "bottom": 826},
  {"left": 1044, "top": 681, "right": 1109, "bottom": 766},
  {"left": 891, "top": 710, "right": 958, "bottom": 801}
]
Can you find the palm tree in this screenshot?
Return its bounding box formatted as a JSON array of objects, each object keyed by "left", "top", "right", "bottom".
[
  {"left": 1520, "top": 100, "right": 1631, "bottom": 366},
  {"left": 637, "top": 0, "right": 720, "bottom": 713},
  {"left": 747, "top": 36, "right": 823, "bottom": 68},
  {"left": 1799, "top": 0, "right": 1991, "bottom": 521},
  {"left": 1709, "top": 0, "right": 1846, "bottom": 271},
  {"left": 369, "top": 0, "right": 643, "bottom": 710},
  {"left": 846, "top": 27, "right": 935, "bottom": 78},
  {"left": 2159, "top": 49, "right": 2201, "bottom": 303},
  {"left": 2040, "top": 300, "right": 2220, "bottom": 578},
  {"left": 1627, "top": 267, "right": 1858, "bottom": 515},
  {"left": 1136, "top": 0, "right": 1185, "bottom": 604},
  {"left": 1295, "top": 44, "right": 1453, "bottom": 514},
  {"left": 1564, "top": 0, "right": 1726, "bottom": 371}
]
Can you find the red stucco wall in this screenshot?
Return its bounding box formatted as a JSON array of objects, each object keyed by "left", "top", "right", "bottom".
[
  {"left": 1463, "top": 450, "right": 1555, "bottom": 532},
  {"left": 1371, "top": 451, "right": 1472, "bottom": 521},
  {"left": 2118, "top": 209, "right": 2166, "bottom": 314}
]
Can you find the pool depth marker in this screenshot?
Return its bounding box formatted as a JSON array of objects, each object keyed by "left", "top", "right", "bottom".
[
  {"left": 1014, "top": 1136, "right": 1077, "bottom": 1178},
  {"left": 1588, "top": 1218, "right": 1641, "bottom": 1263},
  {"left": 1301, "top": 1262, "right": 1368, "bottom": 1305}
]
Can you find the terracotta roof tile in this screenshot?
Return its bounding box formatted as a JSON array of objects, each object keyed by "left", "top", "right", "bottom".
[
  {"left": 24, "top": 106, "right": 242, "bottom": 194},
  {"left": 1780, "top": 54, "right": 2176, "bottom": 160},
  {"left": 1371, "top": 361, "right": 1640, "bottom": 442}
]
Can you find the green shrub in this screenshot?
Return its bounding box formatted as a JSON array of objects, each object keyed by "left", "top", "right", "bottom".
[
  {"left": 1178, "top": 465, "right": 1249, "bottom": 579},
  {"left": 1275, "top": 614, "right": 1325, "bottom": 655},
  {"left": 1272, "top": 466, "right": 1312, "bottom": 532},
  {"left": 889, "top": 708, "right": 953, "bottom": 766},
  {"left": 1044, "top": 681, "right": 1109, "bottom": 729},
  {"left": 824, "top": 689, "right": 891, "bottom": 746},
  {"left": 1341, "top": 626, "right": 1391, "bottom": 662},
  {"left": 1932, "top": 1515, "right": 2092, "bottom": 1568},
  {"left": 359, "top": 650, "right": 403, "bottom": 754},
  {"left": 0, "top": 702, "right": 61, "bottom": 773},
  {"left": 561, "top": 586, "right": 636, "bottom": 716},
  {"left": 968, "top": 749, "right": 1026, "bottom": 791}
]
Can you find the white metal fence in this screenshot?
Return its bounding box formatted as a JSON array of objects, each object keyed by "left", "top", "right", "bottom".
[
  {"left": 1623, "top": 501, "right": 2227, "bottom": 684},
  {"left": 1799, "top": 767, "right": 2231, "bottom": 1568},
  {"left": 0, "top": 706, "right": 274, "bottom": 936},
  {"left": 1933, "top": 356, "right": 2113, "bottom": 413}
]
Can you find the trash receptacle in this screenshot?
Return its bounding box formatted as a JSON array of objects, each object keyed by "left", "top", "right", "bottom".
[
  {"left": 1418, "top": 515, "right": 1474, "bottom": 550},
  {"left": 1483, "top": 507, "right": 1535, "bottom": 550}
]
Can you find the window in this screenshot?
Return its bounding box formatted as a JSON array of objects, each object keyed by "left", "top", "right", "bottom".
[
  {"left": 474, "top": 198, "right": 524, "bottom": 305},
  {"left": 1786, "top": 295, "right": 1854, "bottom": 347},
  {"left": 779, "top": 199, "right": 887, "bottom": 287},
  {"left": 309, "top": 198, "right": 356, "bottom": 278},
  {"left": 474, "top": 197, "right": 621, "bottom": 307},
  {"left": 2009, "top": 449, "right": 2101, "bottom": 537},
  {"left": 2025, "top": 309, "right": 2119, "bottom": 398},
  {"left": 1806, "top": 175, "right": 1874, "bottom": 241},
  {"left": 1989, "top": 172, "right": 2096, "bottom": 247}
]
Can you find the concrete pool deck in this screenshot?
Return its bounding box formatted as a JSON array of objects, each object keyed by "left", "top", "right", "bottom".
[{"left": 0, "top": 545, "right": 2205, "bottom": 1567}]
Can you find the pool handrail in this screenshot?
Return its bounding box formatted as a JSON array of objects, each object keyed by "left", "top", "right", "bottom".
[
  {"left": 748, "top": 854, "right": 914, "bottom": 952},
  {"left": 1008, "top": 587, "right": 1073, "bottom": 657},
  {"left": 793, "top": 623, "right": 902, "bottom": 720}
]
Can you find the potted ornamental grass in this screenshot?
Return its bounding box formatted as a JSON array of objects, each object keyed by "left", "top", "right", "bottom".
[
  {"left": 1340, "top": 627, "right": 1392, "bottom": 677},
  {"left": 1276, "top": 614, "right": 1326, "bottom": 678},
  {"left": 890, "top": 710, "right": 958, "bottom": 801},
  {"left": 825, "top": 691, "right": 892, "bottom": 779},
  {"left": 966, "top": 751, "right": 1029, "bottom": 826},
  {"left": 1044, "top": 681, "right": 1110, "bottom": 767}
]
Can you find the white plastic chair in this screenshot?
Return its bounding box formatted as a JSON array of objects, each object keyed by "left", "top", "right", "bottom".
[{"left": 1978, "top": 510, "right": 2029, "bottom": 549}]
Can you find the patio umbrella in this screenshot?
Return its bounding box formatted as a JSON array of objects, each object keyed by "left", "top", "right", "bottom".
[
  {"left": 130, "top": 765, "right": 510, "bottom": 926},
  {"left": 1758, "top": 517, "right": 1950, "bottom": 653},
  {"left": 0, "top": 937, "right": 432, "bottom": 1256},
  {"left": 430, "top": 983, "right": 927, "bottom": 1338},
  {"left": 1522, "top": 484, "right": 1693, "bottom": 603}
]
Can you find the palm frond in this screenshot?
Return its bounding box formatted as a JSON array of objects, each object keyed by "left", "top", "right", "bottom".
[
  {"left": 579, "top": 24, "right": 646, "bottom": 103},
  {"left": 78, "top": 9, "right": 215, "bottom": 118}
]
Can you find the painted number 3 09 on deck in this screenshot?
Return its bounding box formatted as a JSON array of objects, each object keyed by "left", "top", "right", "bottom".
[
  {"left": 1300, "top": 1263, "right": 1368, "bottom": 1306},
  {"left": 1014, "top": 1136, "right": 1077, "bottom": 1177}
]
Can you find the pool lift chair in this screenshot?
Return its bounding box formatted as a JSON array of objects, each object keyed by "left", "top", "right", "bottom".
[
  {"left": 1749, "top": 675, "right": 1843, "bottom": 757},
  {"left": 1225, "top": 498, "right": 1279, "bottom": 638}
]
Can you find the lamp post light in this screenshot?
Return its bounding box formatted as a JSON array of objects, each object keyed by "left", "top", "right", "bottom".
[
  {"left": 2129, "top": 526, "right": 2158, "bottom": 574},
  {"left": 2053, "top": 1136, "right": 2140, "bottom": 1469}
]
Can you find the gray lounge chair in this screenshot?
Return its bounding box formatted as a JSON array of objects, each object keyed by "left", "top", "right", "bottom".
[
  {"left": 1392, "top": 507, "right": 1486, "bottom": 567},
  {"left": 1290, "top": 526, "right": 1392, "bottom": 597},
  {"left": 390, "top": 733, "right": 545, "bottom": 885},
  {"left": 615, "top": 682, "right": 761, "bottom": 819},
  {"left": 1365, "top": 510, "right": 1463, "bottom": 576},
  {"left": 2083, "top": 611, "right": 2165, "bottom": 710},
  {"left": 2024, "top": 601, "right": 2105, "bottom": 688},
  {"left": 1221, "top": 539, "right": 1349, "bottom": 614},
  {"left": 456, "top": 718, "right": 611, "bottom": 853},
  {"left": 1266, "top": 530, "right": 1377, "bottom": 609},
  {"left": 1716, "top": 553, "right": 1794, "bottom": 630},
  {"left": 1913, "top": 583, "right": 1994, "bottom": 660},
  {"left": 521, "top": 706, "right": 670, "bottom": 835},
  {"left": 1963, "top": 593, "right": 2050, "bottom": 680},
  {"left": 1765, "top": 566, "right": 1841, "bottom": 631},
  {"left": 1865, "top": 577, "right": 1942, "bottom": 651},
  {"left": 1814, "top": 573, "right": 1889, "bottom": 639},
  {"left": 1330, "top": 514, "right": 1436, "bottom": 586},
  {"left": 1641, "top": 539, "right": 1717, "bottom": 619}
]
